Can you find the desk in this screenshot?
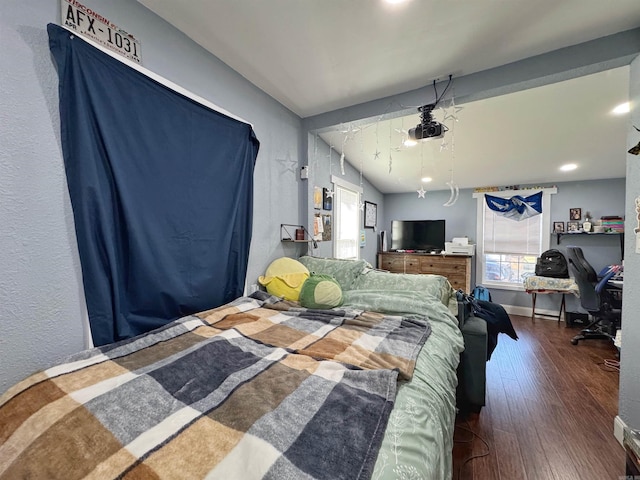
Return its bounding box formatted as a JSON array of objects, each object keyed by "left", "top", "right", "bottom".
[{"left": 523, "top": 276, "right": 580, "bottom": 322}]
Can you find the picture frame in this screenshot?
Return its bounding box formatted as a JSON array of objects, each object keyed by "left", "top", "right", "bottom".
[
  {"left": 569, "top": 208, "right": 581, "bottom": 220},
  {"left": 322, "top": 187, "right": 333, "bottom": 211},
  {"left": 364, "top": 201, "right": 377, "bottom": 228},
  {"left": 567, "top": 221, "right": 580, "bottom": 232},
  {"left": 321, "top": 214, "right": 332, "bottom": 241},
  {"left": 553, "top": 221, "right": 565, "bottom": 233},
  {"left": 313, "top": 186, "right": 322, "bottom": 210}
]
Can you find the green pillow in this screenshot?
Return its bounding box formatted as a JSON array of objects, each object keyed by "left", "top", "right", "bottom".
[{"left": 299, "top": 274, "right": 344, "bottom": 309}]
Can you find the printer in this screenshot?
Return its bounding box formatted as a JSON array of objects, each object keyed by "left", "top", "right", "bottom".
[{"left": 444, "top": 237, "right": 476, "bottom": 255}]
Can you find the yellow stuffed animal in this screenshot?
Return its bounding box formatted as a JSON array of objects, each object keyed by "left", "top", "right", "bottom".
[{"left": 258, "top": 257, "right": 310, "bottom": 301}]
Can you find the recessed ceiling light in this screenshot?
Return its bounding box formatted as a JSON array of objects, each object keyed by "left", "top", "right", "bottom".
[
  {"left": 384, "top": 0, "right": 408, "bottom": 4},
  {"left": 612, "top": 102, "right": 630, "bottom": 115},
  {"left": 403, "top": 139, "right": 417, "bottom": 147},
  {"left": 421, "top": 177, "right": 432, "bottom": 183},
  {"left": 560, "top": 163, "right": 577, "bottom": 172}
]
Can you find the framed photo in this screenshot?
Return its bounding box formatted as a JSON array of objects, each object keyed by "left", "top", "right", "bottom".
[
  {"left": 364, "top": 201, "right": 377, "bottom": 228},
  {"left": 321, "top": 214, "right": 332, "bottom": 241},
  {"left": 322, "top": 187, "right": 333, "bottom": 211},
  {"left": 553, "top": 221, "right": 565, "bottom": 233},
  {"left": 569, "top": 208, "right": 581, "bottom": 220},
  {"left": 567, "top": 221, "right": 580, "bottom": 232},
  {"left": 313, "top": 186, "right": 322, "bottom": 210}
]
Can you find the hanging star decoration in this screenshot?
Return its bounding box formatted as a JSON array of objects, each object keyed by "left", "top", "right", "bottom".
[
  {"left": 442, "top": 96, "right": 463, "bottom": 123},
  {"left": 340, "top": 152, "right": 346, "bottom": 175},
  {"left": 439, "top": 139, "right": 449, "bottom": 152},
  {"left": 324, "top": 188, "right": 334, "bottom": 198},
  {"left": 417, "top": 187, "right": 426, "bottom": 198},
  {"left": 373, "top": 149, "right": 381, "bottom": 160},
  {"left": 359, "top": 201, "right": 365, "bottom": 211},
  {"left": 388, "top": 155, "right": 393, "bottom": 174}
]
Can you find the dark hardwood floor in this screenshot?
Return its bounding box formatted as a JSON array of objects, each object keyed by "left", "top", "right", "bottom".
[{"left": 452, "top": 314, "right": 624, "bottom": 480}]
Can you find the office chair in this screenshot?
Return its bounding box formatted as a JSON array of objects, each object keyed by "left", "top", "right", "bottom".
[{"left": 565, "top": 246, "right": 621, "bottom": 345}]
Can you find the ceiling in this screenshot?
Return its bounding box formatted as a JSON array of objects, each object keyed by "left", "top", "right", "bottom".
[{"left": 138, "top": 0, "right": 638, "bottom": 193}]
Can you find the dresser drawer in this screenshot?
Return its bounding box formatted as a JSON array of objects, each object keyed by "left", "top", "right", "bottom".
[
  {"left": 377, "top": 253, "right": 471, "bottom": 292},
  {"left": 378, "top": 255, "right": 421, "bottom": 273},
  {"left": 379, "top": 256, "right": 405, "bottom": 272}
]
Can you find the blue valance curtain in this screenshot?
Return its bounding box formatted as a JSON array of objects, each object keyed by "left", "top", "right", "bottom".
[
  {"left": 485, "top": 191, "right": 543, "bottom": 221},
  {"left": 48, "top": 24, "right": 259, "bottom": 346}
]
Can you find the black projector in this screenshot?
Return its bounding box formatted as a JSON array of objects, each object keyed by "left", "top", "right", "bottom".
[{"left": 408, "top": 121, "right": 445, "bottom": 140}]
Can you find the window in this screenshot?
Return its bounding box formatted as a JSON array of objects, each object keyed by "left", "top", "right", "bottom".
[
  {"left": 332, "top": 176, "right": 361, "bottom": 259},
  {"left": 474, "top": 189, "right": 556, "bottom": 290}
]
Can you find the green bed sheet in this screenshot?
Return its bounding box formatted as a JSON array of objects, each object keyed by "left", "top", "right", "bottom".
[{"left": 342, "top": 290, "right": 464, "bottom": 480}]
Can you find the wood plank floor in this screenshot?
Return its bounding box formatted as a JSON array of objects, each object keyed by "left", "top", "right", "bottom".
[{"left": 452, "top": 314, "right": 624, "bottom": 480}]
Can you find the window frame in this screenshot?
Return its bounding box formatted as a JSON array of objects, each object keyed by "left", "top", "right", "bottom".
[
  {"left": 331, "top": 175, "right": 362, "bottom": 260},
  {"left": 474, "top": 188, "right": 556, "bottom": 291}
]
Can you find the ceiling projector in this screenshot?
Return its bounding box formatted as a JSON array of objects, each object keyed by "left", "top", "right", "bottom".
[{"left": 408, "top": 104, "right": 445, "bottom": 140}]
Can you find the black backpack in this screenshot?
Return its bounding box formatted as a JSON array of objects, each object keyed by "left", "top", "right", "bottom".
[{"left": 535, "top": 249, "right": 569, "bottom": 278}]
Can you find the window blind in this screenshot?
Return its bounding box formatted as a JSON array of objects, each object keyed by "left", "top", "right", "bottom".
[{"left": 483, "top": 204, "right": 542, "bottom": 256}]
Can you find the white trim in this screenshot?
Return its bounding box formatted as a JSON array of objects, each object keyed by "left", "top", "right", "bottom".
[
  {"left": 501, "top": 303, "right": 567, "bottom": 320},
  {"left": 59, "top": 25, "right": 252, "bottom": 126},
  {"left": 331, "top": 175, "right": 363, "bottom": 193},
  {"left": 614, "top": 415, "right": 626, "bottom": 447},
  {"left": 471, "top": 187, "right": 557, "bottom": 199},
  {"left": 475, "top": 188, "right": 557, "bottom": 287}
]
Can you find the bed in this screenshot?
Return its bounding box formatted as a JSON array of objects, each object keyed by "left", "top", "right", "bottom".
[{"left": 0, "top": 259, "right": 464, "bottom": 480}]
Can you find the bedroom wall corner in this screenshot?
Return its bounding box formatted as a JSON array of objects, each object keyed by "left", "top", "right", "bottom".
[
  {"left": 0, "top": 0, "right": 302, "bottom": 392},
  {"left": 618, "top": 53, "right": 640, "bottom": 431}
]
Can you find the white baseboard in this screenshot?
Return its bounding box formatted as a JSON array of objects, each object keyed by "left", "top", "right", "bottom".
[
  {"left": 501, "top": 304, "right": 563, "bottom": 320},
  {"left": 614, "top": 415, "right": 626, "bottom": 447}
]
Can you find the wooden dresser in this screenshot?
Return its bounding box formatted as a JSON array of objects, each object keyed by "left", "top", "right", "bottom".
[{"left": 377, "top": 252, "right": 472, "bottom": 293}]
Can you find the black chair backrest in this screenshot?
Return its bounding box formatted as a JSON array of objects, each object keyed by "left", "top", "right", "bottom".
[{"left": 566, "top": 246, "right": 600, "bottom": 313}]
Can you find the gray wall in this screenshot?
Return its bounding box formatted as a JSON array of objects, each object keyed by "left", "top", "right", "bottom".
[
  {"left": 384, "top": 178, "right": 625, "bottom": 313},
  {"left": 302, "top": 136, "right": 384, "bottom": 264},
  {"left": 620, "top": 55, "right": 640, "bottom": 430},
  {"left": 0, "top": 0, "right": 302, "bottom": 392}
]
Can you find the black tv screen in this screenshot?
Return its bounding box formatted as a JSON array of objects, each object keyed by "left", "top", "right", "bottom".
[{"left": 391, "top": 220, "right": 446, "bottom": 252}]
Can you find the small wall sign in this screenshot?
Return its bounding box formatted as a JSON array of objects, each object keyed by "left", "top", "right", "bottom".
[{"left": 61, "top": 0, "right": 142, "bottom": 64}]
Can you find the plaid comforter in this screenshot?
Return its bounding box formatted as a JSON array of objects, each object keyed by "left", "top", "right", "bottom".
[{"left": 0, "top": 293, "right": 431, "bottom": 480}]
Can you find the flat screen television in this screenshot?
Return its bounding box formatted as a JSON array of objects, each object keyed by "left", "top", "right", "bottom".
[{"left": 390, "top": 219, "right": 446, "bottom": 252}]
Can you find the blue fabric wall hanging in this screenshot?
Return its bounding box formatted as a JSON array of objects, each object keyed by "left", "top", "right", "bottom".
[
  {"left": 48, "top": 24, "right": 259, "bottom": 346},
  {"left": 485, "top": 191, "right": 543, "bottom": 221}
]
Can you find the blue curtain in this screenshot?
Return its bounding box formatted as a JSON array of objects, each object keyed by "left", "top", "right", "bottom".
[
  {"left": 485, "top": 191, "right": 542, "bottom": 221},
  {"left": 48, "top": 24, "right": 259, "bottom": 346}
]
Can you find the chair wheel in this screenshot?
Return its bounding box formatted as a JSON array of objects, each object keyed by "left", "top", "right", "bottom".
[{"left": 571, "top": 338, "right": 579, "bottom": 345}]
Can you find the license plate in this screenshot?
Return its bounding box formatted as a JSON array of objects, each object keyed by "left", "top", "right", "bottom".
[{"left": 61, "top": 0, "right": 142, "bottom": 64}]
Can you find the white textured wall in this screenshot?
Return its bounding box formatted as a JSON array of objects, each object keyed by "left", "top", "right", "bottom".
[
  {"left": 619, "top": 54, "right": 640, "bottom": 429},
  {"left": 0, "top": 0, "right": 302, "bottom": 392}
]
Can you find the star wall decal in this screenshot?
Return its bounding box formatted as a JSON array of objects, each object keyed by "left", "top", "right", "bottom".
[
  {"left": 417, "top": 187, "right": 426, "bottom": 198},
  {"left": 275, "top": 152, "right": 297, "bottom": 175}
]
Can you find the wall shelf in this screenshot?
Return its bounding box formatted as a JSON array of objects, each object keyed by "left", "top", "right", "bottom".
[
  {"left": 555, "top": 231, "right": 624, "bottom": 258},
  {"left": 280, "top": 224, "right": 315, "bottom": 244}
]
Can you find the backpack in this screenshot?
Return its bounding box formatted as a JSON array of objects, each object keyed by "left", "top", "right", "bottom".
[
  {"left": 535, "top": 249, "right": 569, "bottom": 278},
  {"left": 472, "top": 284, "right": 491, "bottom": 302}
]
